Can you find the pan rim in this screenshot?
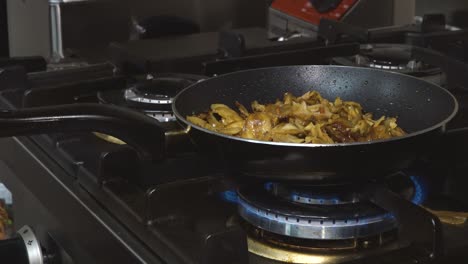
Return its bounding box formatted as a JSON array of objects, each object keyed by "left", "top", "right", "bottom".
[{"left": 172, "top": 65, "right": 459, "bottom": 147}]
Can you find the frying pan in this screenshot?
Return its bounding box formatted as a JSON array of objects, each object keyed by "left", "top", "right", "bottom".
[{"left": 0, "top": 66, "right": 457, "bottom": 182}]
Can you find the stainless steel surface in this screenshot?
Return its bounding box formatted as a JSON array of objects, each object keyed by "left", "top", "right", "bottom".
[
  {"left": 7, "top": 0, "right": 50, "bottom": 57},
  {"left": 124, "top": 89, "right": 171, "bottom": 105},
  {"left": 17, "top": 226, "right": 44, "bottom": 264},
  {"left": 332, "top": 44, "right": 443, "bottom": 81},
  {"left": 270, "top": 185, "right": 361, "bottom": 205},
  {"left": 7, "top": 0, "right": 130, "bottom": 60},
  {"left": 368, "top": 61, "right": 405, "bottom": 70},
  {"left": 49, "top": 3, "right": 64, "bottom": 63},
  {"left": 144, "top": 112, "right": 175, "bottom": 122},
  {"left": 238, "top": 198, "right": 398, "bottom": 240},
  {"left": 286, "top": 193, "right": 359, "bottom": 205}
]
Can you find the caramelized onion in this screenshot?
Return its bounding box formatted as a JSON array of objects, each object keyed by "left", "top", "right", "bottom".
[{"left": 187, "top": 91, "right": 405, "bottom": 143}]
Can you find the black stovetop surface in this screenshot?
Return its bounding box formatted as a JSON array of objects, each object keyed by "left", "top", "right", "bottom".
[
  {"left": 0, "top": 67, "right": 467, "bottom": 264},
  {"left": 2, "top": 19, "right": 468, "bottom": 264}
]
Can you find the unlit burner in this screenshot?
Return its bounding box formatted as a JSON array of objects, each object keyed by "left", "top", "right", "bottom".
[
  {"left": 333, "top": 44, "right": 439, "bottom": 73},
  {"left": 98, "top": 73, "right": 205, "bottom": 122}
]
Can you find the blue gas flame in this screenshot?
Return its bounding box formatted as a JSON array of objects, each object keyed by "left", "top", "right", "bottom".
[
  {"left": 220, "top": 190, "right": 238, "bottom": 204},
  {"left": 410, "top": 175, "right": 428, "bottom": 205},
  {"left": 264, "top": 182, "right": 274, "bottom": 191}
]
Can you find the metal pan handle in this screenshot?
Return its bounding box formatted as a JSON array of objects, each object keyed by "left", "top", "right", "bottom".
[{"left": 0, "top": 103, "right": 166, "bottom": 160}]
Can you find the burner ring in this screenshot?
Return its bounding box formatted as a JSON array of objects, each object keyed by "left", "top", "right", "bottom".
[
  {"left": 124, "top": 88, "right": 172, "bottom": 105},
  {"left": 238, "top": 186, "right": 397, "bottom": 240},
  {"left": 268, "top": 183, "right": 362, "bottom": 205}
]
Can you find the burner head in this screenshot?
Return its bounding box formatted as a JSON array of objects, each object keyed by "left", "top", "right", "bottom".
[
  {"left": 98, "top": 73, "right": 205, "bottom": 122},
  {"left": 238, "top": 184, "right": 397, "bottom": 241},
  {"left": 333, "top": 44, "right": 438, "bottom": 73},
  {"left": 267, "top": 183, "right": 363, "bottom": 205},
  {"left": 359, "top": 44, "right": 413, "bottom": 70},
  {"left": 124, "top": 76, "right": 192, "bottom": 109},
  {"left": 239, "top": 183, "right": 399, "bottom": 263}
]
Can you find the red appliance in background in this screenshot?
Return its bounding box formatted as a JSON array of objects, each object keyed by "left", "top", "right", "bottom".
[
  {"left": 268, "top": 0, "right": 395, "bottom": 38},
  {"left": 271, "top": 0, "right": 358, "bottom": 25}
]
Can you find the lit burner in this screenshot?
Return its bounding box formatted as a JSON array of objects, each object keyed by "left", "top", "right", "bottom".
[
  {"left": 237, "top": 184, "right": 399, "bottom": 263},
  {"left": 267, "top": 183, "right": 362, "bottom": 205},
  {"left": 238, "top": 187, "right": 396, "bottom": 240}
]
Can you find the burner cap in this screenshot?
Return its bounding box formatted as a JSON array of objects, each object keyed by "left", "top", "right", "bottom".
[
  {"left": 97, "top": 73, "right": 205, "bottom": 122},
  {"left": 267, "top": 182, "right": 363, "bottom": 205}
]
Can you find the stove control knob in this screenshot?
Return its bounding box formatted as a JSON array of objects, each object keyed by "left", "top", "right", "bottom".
[
  {"left": 309, "top": 0, "right": 343, "bottom": 13},
  {"left": 0, "top": 226, "right": 45, "bottom": 264}
]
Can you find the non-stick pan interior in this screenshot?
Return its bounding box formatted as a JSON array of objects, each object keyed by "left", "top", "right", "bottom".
[{"left": 174, "top": 66, "right": 457, "bottom": 135}]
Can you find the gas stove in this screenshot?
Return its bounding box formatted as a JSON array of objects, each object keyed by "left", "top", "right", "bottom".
[{"left": 1, "top": 16, "right": 468, "bottom": 264}]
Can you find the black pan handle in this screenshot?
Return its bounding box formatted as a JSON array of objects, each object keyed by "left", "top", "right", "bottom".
[
  {"left": 0, "top": 236, "right": 30, "bottom": 264},
  {"left": 0, "top": 103, "right": 166, "bottom": 160}
]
